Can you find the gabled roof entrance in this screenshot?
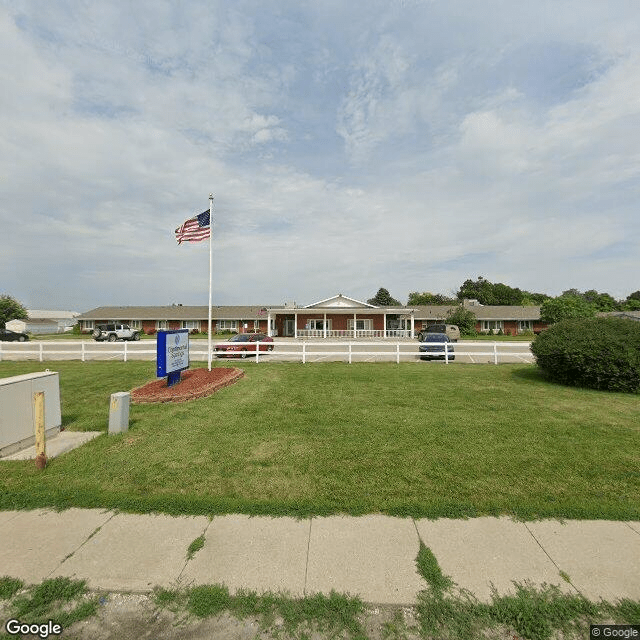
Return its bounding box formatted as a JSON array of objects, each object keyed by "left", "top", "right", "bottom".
[{"left": 305, "top": 294, "right": 376, "bottom": 309}]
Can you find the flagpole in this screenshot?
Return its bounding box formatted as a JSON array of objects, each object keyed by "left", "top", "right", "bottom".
[{"left": 208, "top": 194, "right": 213, "bottom": 371}]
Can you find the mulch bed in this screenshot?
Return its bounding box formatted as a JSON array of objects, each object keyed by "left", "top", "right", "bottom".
[{"left": 131, "top": 367, "right": 244, "bottom": 403}]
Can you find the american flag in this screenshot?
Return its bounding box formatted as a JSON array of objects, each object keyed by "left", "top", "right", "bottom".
[{"left": 175, "top": 210, "right": 211, "bottom": 244}]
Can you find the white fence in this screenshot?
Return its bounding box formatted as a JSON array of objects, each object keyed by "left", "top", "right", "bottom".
[{"left": 0, "top": 340, "right": 534, "bottom": 364}]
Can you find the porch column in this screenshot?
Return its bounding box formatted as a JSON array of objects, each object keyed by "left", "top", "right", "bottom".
[
  {"left": 267, "top": 312, "right": 272, "bottom": 337},
  {"left": 384, "top": 312, "right": 387, "bottom": 338},
  {"left": 323, "top": 313, "right": 327, "bottom": 339},
  {"left": 410, "top": 313, "right": 415, "bottom": 339},
  {"left": 294, "top": 311, "right": 298, "bottom": 339},
  {"left": 353, "top": 313, "right": 357, "bottom": 339}
]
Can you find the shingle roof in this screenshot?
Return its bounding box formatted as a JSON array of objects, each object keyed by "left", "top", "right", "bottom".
[
  {"left": 411, "top": 305, "right": 541, "bottom": 321},
  {"left": 77, "top": 303, "right": 543, "bottom": 322},
  {"left": 598, "top": 311, "right": 640, "bottom": 321},
  {"left": 76, "top": 305, "right": 275, "bottom": 320}
]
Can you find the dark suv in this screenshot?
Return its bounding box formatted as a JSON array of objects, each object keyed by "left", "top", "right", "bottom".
[{"left": 419, "top": 334, "right": 456, "bottom": 360}]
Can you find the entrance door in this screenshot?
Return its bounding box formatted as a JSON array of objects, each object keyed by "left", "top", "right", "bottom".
[{"left": 283, "top": 318, "right": 295, "bottom": 337}]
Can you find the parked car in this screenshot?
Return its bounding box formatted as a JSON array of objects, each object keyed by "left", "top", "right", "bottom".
[
  {"left": 419, "top": 334, "right": 455, "bottom": 360},
  {"left": 92, "top": 324, "right": 140, "bottom": 342},
  {"left": 417, "top": 324, "right": 460, "bottom": 342},
  {"left": 214, "top": 333, "right": 274, "bottom": 358},
  {"left": 0, "top": 329, "right": 29, "bottom": 342}
]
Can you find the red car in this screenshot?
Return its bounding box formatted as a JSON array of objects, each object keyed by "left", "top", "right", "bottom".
[{"left": 214, "top": 333, "right": 274, "bottom": 358}]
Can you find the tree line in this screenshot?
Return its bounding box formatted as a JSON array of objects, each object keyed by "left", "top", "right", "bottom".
[
  {"left": 368, "top": 278, "right": 640, "bottom": 312},
  {"left": 367, "top": 279, "right": 640, "bottom": 333}
]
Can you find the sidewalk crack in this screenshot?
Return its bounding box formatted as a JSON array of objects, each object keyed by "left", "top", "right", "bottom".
[
  {"left": 46, "top": 510, "right": 116, "bottom": 578},
  {"left": 303, "top": 517, "right": 312, "bottom": 596},
  {"left": 522, "top": 522, "right": 584, "bottom": 598}
]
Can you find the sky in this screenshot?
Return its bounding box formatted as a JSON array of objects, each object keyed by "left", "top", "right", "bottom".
[{"left": 2, "top": 0, "right": 640, "bottom": 311}]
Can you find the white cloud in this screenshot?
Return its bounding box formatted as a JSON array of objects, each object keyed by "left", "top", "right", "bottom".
[{"left": 2, "top": 1, "right": 640, "bottom": 309}]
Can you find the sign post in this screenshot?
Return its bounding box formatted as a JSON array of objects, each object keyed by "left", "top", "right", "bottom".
[{"left": 157, "top": 330, "right": 190, "bottom": 387}]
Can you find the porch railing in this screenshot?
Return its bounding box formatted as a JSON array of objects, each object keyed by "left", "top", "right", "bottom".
[{"left": 296, "top": 329, "right": 411, "bottom": 338}]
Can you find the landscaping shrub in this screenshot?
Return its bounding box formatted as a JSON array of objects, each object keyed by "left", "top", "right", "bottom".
[
  {"left": 531, "top": 317, "right": 640, "bottom": 392},
  {"left": 445, "top": 306, "right": 478, "bottom": 337}
]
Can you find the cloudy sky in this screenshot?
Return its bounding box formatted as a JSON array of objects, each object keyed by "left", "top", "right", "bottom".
[{"left": 2, "top": 1, "right": 639, "bottom": 311}]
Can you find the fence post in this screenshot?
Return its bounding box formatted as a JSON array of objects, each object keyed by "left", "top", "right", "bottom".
[
  {"left": 81, "top": 342, "right": 85, "bottom": 362},
  {"left": 124, "top": 341, "right": 128, "bottom": 362},
  {"left": 445, "top": 342, "right": 449, "bottom": 364},
  {"left": 39, "top": 343, "right": 43, "bottom": 362},
  {"left": 396, "top": 342, "right": 400, "bottom": 364},
  {"left": 493, "top": 342, "right": 498, "bottom": 365},
  {"left": 302, "top": 341, "right": 306, "bottom": 364},
  {"left": 348, "top": 343, "right": 352, "bottom": 364},
  {"left": 0, "top": 341, "right": 2, "bottom": 361},
  {"left": 256, "top": 343, "right": 259, "bottom": 363}
]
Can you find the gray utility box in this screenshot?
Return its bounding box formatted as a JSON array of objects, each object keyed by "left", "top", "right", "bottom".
[
  {"left": 108, "top": 392, "right": 130, "bottom": 434},
  {"left": 0, "top": 371, "right": 62, "bottom": 458}
]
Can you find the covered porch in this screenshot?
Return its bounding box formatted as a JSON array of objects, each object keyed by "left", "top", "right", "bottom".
[{"left": 267, "top": 294, "right": 415, "bottom": 339}]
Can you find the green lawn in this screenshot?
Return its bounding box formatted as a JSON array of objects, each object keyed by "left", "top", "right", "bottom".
[{"left": 0, "top": 361, "right": 638, "bottom": 520}]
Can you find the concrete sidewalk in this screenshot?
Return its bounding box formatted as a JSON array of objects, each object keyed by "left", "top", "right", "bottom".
[{"left": 0, "top": 509, "right": 638, "bottom": 604}]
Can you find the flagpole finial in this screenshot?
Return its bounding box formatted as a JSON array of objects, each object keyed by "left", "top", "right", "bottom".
[{"left": 209, "top": 193, "right": 213, "bottom": 199}]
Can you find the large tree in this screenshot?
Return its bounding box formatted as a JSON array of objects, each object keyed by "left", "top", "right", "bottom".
[
  {"left": 367, "top": 287, "right": 401, "bottom": 306},
  {"left": 540, "top": 294, "right": 596, "bottom": 324},
  {"left": 0, "top": 295, "right": 28, "bottom": 329},
  {"left": 407, "top": 291, "right": 457, "bottom": 305},
  {"left": 456, "top": 276, "right": 526, "bottom": 305},
  {"left": 581, "top": 289, "right": 619, "bottom": 312}
]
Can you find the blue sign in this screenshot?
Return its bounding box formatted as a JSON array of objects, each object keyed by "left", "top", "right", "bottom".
[{"left": 157, "top": 330, "right": 189, "bottom": 386}]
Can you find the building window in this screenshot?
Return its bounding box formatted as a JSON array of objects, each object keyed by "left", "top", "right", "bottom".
[
  {"left": 517, "top": 320, "right": 533, "bottom": 332},
  {"left": 253, "top": 320, "right": 260, "bottom": 331},
  {"left": 347, "top": 319, "right": 373, "bottom": 331},
  {"left": 182, "top": 321, "right": 200, "bottom": 331},
  {"left": 482, "top": 320, "right": 504, "bottom": 333},
  {"left": 217, "top": 320, "right": 238, "bottom": 331},
  {"left": 306, "top": 319, "right": 332, "bottom": 331},
  {"left": 156, "top": 320, "right": 168, "bottom": 330},
  {"left": 130, "top": 320, "right": 141, "bottom": 329},
  {"left": 82, "top": 320, "right": 94, "bottom": 330}
]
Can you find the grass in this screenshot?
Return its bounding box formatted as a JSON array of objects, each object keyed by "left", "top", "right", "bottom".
[
  {"left": 186, "top": 534, "right": 206, "bottom": 560},
  {"left": 149, "top": 543, "right": 640, "bottom": 640},
  {"left": 0, "top": 360, "right": 638, "bottom": 519},
  {"left": 412, "top": 544, "right": 639, "bottom": 640},
  {"left": 153, "top": 584, "right": 368, "bottom": 639},
  {"left": 0, "top": 576, "right": 99, "bottom": 639}
]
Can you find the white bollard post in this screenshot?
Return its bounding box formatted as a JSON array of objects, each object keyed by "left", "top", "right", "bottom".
[{"left": 108, "top": 392, "right": 130, "bottom": 434}]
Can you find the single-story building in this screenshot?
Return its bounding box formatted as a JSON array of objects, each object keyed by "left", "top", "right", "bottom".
[
  {"left": 598, "top": 311, "right": 640, "bottom": 322},
  {"left": 76, "top": 295, "right": 546, "bottom": 338},
  {"left": 76, "top": 304, "right": 274, "bottom": 335},
  {"left": 6, "top": 310, "right": 80, "bottom": 335}
]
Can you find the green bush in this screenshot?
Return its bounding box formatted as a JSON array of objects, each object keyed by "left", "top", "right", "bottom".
[
  {"left": 445, "top": 307, "right": 477, "bottom": 337},
  {"left": 531, "top": 317, "right": 640, "bottom": 392}
]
